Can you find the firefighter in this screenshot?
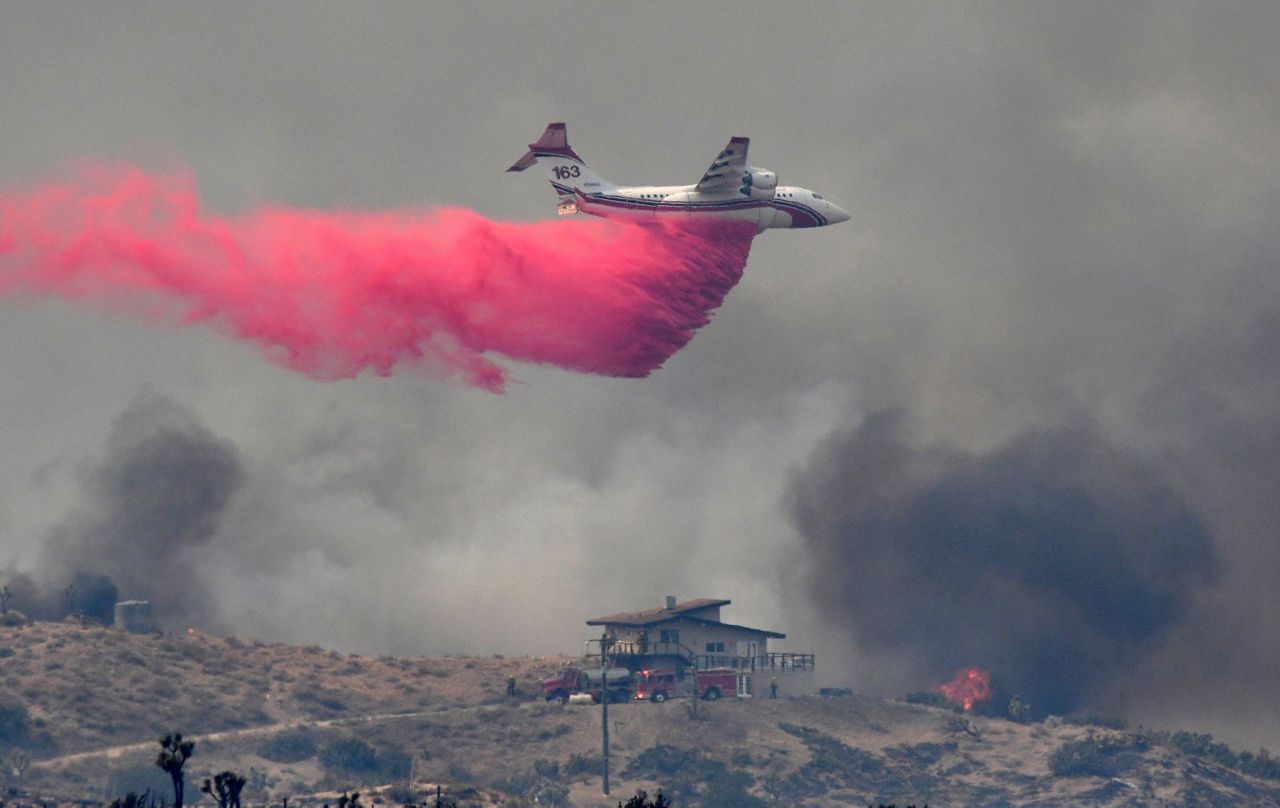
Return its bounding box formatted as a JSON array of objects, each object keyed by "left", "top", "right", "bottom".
[
  {"left": 770, "top": 678, "right": 778, "bottom": 699},
  {"left": 1008, "top": 693, "right": 1030, "bottom": 723},
  {"left": 638, "top": 628, "right": 649, "bottom": 655},
  {"left": 506, "top": 675, "right": 516, "bottom": 698}
]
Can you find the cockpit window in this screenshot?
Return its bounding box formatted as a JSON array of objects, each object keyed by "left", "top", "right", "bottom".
[{"left": 813, "top": 193, "right": 823, "bottom": 199}]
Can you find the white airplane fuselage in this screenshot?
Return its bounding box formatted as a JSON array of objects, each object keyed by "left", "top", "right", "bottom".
[
  {"left": 509, "top": 124, "right": 850, "bottom": 233},
  {"left": 561, "top": 183, "right": 849, "bottom": 232}
]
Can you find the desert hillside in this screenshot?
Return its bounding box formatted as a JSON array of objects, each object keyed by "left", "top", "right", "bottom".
[{"left": 2, "top": 621, "right": 1279, "bottom": 807}]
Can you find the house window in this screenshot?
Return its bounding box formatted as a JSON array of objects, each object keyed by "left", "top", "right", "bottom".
[
  {"left": 705, "top": 642, "right": 725, "bottom": 653},
  {"left": 659, "top": 629, "right": 679, "bottom": 645}
]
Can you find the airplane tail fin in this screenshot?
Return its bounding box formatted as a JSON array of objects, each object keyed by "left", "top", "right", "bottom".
[{"left": 507, "top": 122, "right": 615, "bottom": 198}]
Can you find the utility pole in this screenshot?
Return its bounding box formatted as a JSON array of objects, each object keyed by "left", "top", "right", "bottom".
[{"left": 600, "top": 631, "right": 612, "bottom": 797}]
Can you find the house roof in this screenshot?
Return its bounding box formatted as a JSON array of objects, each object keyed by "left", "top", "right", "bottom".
[
  {"left": 586, "top": 598, "right": 731, "bottom": 627},
  {"left": 677, "top": 615, "right": 785, "bottom": 640},
  {"left": 586, "top": 598, "right": 785, "bottom": 639}
]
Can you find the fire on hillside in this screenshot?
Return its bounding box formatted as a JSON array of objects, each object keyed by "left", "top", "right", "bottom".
[{"left": 935, "top": 667, "right": 992, "bottom": 711}]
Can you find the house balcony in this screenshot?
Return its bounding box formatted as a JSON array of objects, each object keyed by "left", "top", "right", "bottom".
[{"left": 609, "top": 640, "right": 813, "bottom": 674}]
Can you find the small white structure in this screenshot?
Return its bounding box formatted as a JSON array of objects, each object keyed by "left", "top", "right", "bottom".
[{"left": 113, "top": 600, "right": 156, "bottom": 634}]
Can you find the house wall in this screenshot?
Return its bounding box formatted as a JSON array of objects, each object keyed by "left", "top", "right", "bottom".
[
  {"left": 671, "top": 620, "right": 769, "bottom": 657},
  {"left": 605, "top": 619, "right": 770, "bottom": 657}
]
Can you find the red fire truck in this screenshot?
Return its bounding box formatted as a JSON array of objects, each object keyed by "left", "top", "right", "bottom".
[
  {"left": 540, "top": 666, "right": 632, "bottom": 704},
  {"left": 634, "top": 668, "right": 738, "bottom": 703}
]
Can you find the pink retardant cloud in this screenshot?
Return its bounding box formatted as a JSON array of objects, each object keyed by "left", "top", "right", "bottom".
[{"left": 0, "top": 167, "right": 755, "bottom": 391}]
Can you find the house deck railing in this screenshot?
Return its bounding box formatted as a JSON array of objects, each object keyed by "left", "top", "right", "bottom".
[
  {"left": 612, "top": 640, "right": 696, "bottom": 664},
  {"left": 609, "top": 640, "right": 814, "bottom": 673},
  {"left": 693, "top": 652, "right": 815, "bottom": 672}
]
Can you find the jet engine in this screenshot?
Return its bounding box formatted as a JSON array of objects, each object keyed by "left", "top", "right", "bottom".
[{"left": 739, "top": 167, "right": 778, "bottom": 199}]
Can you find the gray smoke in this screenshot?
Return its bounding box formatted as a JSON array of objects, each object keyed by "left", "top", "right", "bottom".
[
  {"left": 15, "top": 393, "right": 244, "bottom": 626},
  {"left": 791, "top": 411, "right": 1220, "bottom": 716}
]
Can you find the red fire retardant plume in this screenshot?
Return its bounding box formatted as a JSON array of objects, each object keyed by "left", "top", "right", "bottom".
[
  {"left": 936, "top": 667, "right": 992, "bottom": 711},
  {"left": 0, "top": 167, "right": 756, "bottom": 391}
]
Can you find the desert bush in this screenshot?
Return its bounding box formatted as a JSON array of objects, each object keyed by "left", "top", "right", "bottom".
[
  {"left": 445, "top": 762, "right": 474, "bottom": 783},
  {"left": 320, "top": 738, "right": 379, "bottom": 774},
  {"left": 563, "top": 751, "right": 601, "bottom": 778},
  {"left": 490, "top": 768, "right": 539, "bottom": 795},
  {"left": 527, "top": 778, "right": 570, "bottom": 806},
  {"left": 1, "top": 610, "right": 29, "bottom": 627},
  {"left": 1049, "top": 733, "right": 1147, "bottom": 778},
  {"left": 319, "top": 737, "right": 411, "bottom": 781},
  {"left": 623, "top": 745, "right": 716, "bottom": 780},
  {"left": 118, "top": 650, "right": 148, "bottom": 667},
  {"left": 491, "top": 762, "right": 570, "bottom": 807},
  {"left": 700, "top": 770, "right": 766, "bottom": 808},
  {"left": 377, "top": 746, "right": 412, "bottom": 780},
  {"left": 258, "top": 732, "right": 318, "bottom": 763},
  {"left": 0, "top": 648, "right": 13, "bottom": 659},
  {"left": 622, "top": 745, "right": 729, "bottom": 804},
  {"left": 1235, "top": 748, "right": 1280, "bottom": 781},
  {"left": 0, "top": 708, "right": 52, "bottom": 756},
  {"left": 1138, "top": 728, "right": 1280, "bottom": 781},
  {"left": 776, "top": 722, "right": 889, "bottom": 799},
  {"left": 339, "top": 661, "right": 365, "bottom": 676},
  {"left": 534, "top": 722, "right": 572, "bottom": 741},
  {"left": 293, "top": 685, "right": 347, "bottom": 713},
  {"left": 1165, "top": 730, "right": 1239, "bottom": 768},
  {"left": 1063, "top": 710, "right": 1128, "bottom": 730},
  {"left": 0, "top": 700, "right": 30, "bottom": 746}
]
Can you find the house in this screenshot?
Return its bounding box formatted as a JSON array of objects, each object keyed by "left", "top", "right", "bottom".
[{"left": 585, "top": 595, "right": 814, "bottom": 687}]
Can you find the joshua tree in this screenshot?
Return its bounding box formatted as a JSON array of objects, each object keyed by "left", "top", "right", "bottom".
[
  {"left": 155, "top": 734, "right": 195, "bottom": 808},
  {"left": 0, "top": 585, "right": 11, "bottom": 616},
  {"left": 620, "top": 790, "right": 671, "bottom": 808},
  {"left": 107, "top": 789, "right": 154, "bottom": 808},
  {"left": 324, "top": 791, "right": 361, "bottom": 808},
  {"left": 8, "top": 749, "right": 30, "bottom": 792},
  {"left": 201, "top": 770, "right": 247, "bottom": 808}
]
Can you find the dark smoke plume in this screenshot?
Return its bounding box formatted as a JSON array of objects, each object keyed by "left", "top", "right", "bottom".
[
  {"left": 791, "top": 411, "right": 1220, "bottom": 715},
  {"left": 3, "top": 570, "right": 117, "bottom": 623},
  {"left": 11, "top": 393, "right": 244, "bottom": 626}
]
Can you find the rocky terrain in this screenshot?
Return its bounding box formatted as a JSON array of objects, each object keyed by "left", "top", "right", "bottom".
[{"left": 2, "top": 620, "right": 1279, "bottom": 806}]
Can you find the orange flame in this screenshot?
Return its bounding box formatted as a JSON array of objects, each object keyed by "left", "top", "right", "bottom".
[{"left": 936, "top": 667, "right": 992, "bottom": 711}]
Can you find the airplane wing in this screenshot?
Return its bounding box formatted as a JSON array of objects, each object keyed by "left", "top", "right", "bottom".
[{"left": 694, "top": 136, "right": 749, "bottom": 194}]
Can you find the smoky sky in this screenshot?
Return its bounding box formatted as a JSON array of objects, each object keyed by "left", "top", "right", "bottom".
[
  {"left": 790, "top": 411, "right": 1219, "bottom": 715},
  {"left": 11, "top": 393, "right": 244, "bottom": 625},
  {"left": 3, "top": 2, "right": 1280, "bottom": 749}
]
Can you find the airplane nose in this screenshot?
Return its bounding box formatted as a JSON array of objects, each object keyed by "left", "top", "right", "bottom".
[{"left": 826, "top": 202, "right": 851, "bottom": 225}]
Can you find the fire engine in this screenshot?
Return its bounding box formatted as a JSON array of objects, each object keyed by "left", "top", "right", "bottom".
[
  {"left": 634, "top": 668, "right": 739, "bottom": 703},
  {"left": 541, "top": 666, "right": 632, "bottom": 704}
]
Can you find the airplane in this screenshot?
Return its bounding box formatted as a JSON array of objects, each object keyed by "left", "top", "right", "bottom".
[{"left": 508, "top": 123, "right": 850, "bottom": 232}]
